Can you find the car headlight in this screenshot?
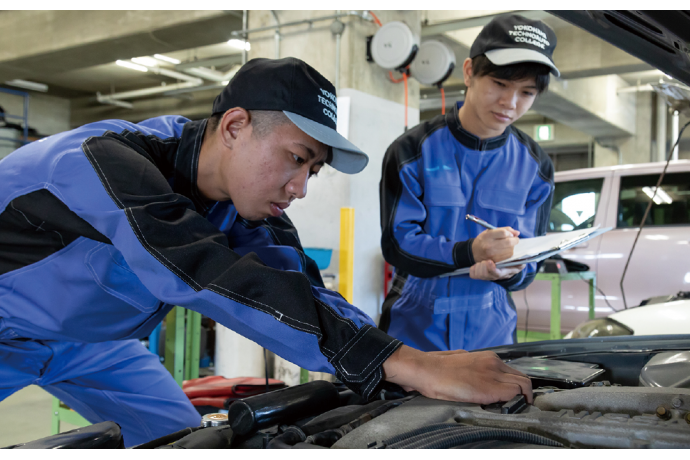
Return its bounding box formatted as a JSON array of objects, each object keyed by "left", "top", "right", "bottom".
[{"left": 564, "top": 318, "right": 634, "bottom": 339}]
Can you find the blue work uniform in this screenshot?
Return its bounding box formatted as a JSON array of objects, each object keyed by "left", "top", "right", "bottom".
[
  {"left": 0, "top": 116, "right": 401, "bottom": 446},
  {"left": 379, "top": 103, "right": 554, "bottom": 352}
]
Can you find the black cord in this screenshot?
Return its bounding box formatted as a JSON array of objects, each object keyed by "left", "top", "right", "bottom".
[
  {"left": 577, "top": 272, "right": 619, "bottom": 313},
  {"left": 620, "top": 119, "right": 690, "bottom": 309},
  {"left": 522, "top": 289, "right": 530, "bottom": 342}
]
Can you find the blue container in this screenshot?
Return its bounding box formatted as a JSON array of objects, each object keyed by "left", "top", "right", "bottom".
[{"left": 304, "top": 248, "right": 333, "bottom": 270}]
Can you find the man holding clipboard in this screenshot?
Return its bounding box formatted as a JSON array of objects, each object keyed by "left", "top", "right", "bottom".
[{"left": 379, "top": 14, "right": 557, "bottom": 351}]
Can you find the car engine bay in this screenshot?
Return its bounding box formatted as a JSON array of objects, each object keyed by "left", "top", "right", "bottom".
[{"left": 6, "top": 336, "right": 690, "bottom": 449}]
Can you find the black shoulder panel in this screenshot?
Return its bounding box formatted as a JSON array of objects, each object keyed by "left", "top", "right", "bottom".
[
  {"left": 261, "top": 213, "right": 326, "bottom": 288},
  {"left": 0, "top": 189, "right": 112, "bottom": 276},
  {"left": 510, "top": 126, "right": 555, "bottom": 187}
]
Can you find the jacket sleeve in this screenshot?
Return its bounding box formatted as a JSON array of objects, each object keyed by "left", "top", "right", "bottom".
[
  {"left": 494, "top": 143, "right": 555, "bottom": 292},
  {"left": 54, "top": 131, "right": 401, "bottom": 400},
  {"left": 380, "top": 136, "right": 475, "bottom": 279}
]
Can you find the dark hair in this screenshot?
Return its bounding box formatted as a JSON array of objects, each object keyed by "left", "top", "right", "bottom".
[
  {"left": 207, "top": 110, "right": 290, "bottom": 137},
  {"left": 471, "top": 54, "right": 550, "bottom": 94}
]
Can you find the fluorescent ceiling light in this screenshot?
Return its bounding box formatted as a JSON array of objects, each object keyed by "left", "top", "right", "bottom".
[
  {"left": 4, "top": 79, "right": 48, "bottom": 92},
  {"left": 153, "top": 54, "right": 181, "bottom": 65},
  {"left": 227, "top": 39, "right": 251, "bottom": 51},
  {"left": 221, "top": 80, "right": 230, "bottom": 85},
  {"left": 655, "top": 187, "right": 673, "bottom": 204},
  {"left": 131, "top": 57, "right": 160, "bottom": 67},
  {"left": 642, "top": 186, "right": 672, "bottom": 205},
  {"left": 116, "top": 60, "right": 148, "bottom": 72}
]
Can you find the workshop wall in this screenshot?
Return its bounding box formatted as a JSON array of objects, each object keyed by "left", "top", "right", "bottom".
[{"left": 0, "top": 91, "right": 70, "bottom": 136}]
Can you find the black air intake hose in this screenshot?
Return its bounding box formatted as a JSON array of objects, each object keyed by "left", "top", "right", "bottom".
[
  {"left": 269, "top": 395, "right": 415, "bottom": 449},
  {"left": 155, "top": 425, "right": 234, "bottom": 449},
  {"left": 227, "top": 380, "right": 340, "bottom": 436},
  {"left": 381, "top": 425, "right": 563, "bottom": 449},
  {"left": 131, "top": 427, "right": 200, "bottom": 449},
  {"left": 5, "top": 422, "right": 125, "bottom": 449}
]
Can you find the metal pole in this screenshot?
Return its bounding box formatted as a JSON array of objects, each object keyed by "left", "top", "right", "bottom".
[
  {"left": 331, "top": 13, "right": 346, "bottom": 94},
  {"left": 656, "top": 93, "right": 667, "bottom": 162},
  {"left": 272, "top": 11, "right": 281, "bottom": 59},
  {"left": 242, "top": 10, "right": 248, "bottom": 65},
  {"left": 335, "top": 32, "right": 341, "bottom": 92},
  {"left": 22, "top": 92, "right": 29, "bottom": 142},
  {"left": 672, "top": 110, "right": 679, "bottom": 160}
]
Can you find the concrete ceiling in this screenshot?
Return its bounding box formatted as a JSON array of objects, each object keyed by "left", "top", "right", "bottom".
[
  {"left": 0, "top": 11, "right": 244, "bottom": 98},
  {"left": 0, "top": 9, "right": 668, "bottom": 137}
]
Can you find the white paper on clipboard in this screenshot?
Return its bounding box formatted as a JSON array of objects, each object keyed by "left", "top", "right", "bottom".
[{"left": 440, "top": 226, "right": 611, "bottom": 277}]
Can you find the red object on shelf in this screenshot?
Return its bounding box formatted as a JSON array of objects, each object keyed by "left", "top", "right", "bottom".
[
  {"left": 384, "top": 262, "right": 394, "bottom": 297},
  {"left": 183, "top": 375, "right": 286, "bottom": 399}
]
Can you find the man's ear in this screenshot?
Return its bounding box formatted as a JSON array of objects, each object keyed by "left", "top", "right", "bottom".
[
  {"left": 462, "top": 58, "right": 473, "bottom": 88},
  {"left": 218, "top": 108, "right": 250, "bottom": 149}
]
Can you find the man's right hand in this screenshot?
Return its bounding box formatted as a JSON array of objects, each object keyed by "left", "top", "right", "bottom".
[
  {"left": 382, "top": 345, "right": 533, "bottom": 405},
  {"left": 471, "top": 227, "right": 520, "bottom": 263}
]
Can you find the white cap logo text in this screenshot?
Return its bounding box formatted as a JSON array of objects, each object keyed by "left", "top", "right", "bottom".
[
  {"left": 508, "top": 24, "right": 550, "bottom": 49},
  {"left": 318, "top": 88, "right": 337, "bottom": 124}
]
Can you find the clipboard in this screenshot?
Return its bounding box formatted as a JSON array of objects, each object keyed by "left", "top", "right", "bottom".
[{"left": 440, "top": 226, "right": 612, "bottom": 277}]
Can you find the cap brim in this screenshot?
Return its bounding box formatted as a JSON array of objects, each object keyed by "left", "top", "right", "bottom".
[
  {"left": 283, "top": 111, "right": 369, "bottom": 174},
  {"left": 485, "top": 48, "right": 560, "bottom": 77}
]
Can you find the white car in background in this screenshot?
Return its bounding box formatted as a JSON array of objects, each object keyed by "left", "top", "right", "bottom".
[
  {"left": 564, "top": 295, "right": 690, "bottom": 338},
  {"left": 513, "top": 160, "right": 690, "bottom": 335}
]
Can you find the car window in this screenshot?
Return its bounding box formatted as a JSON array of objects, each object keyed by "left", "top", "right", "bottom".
[
  {"left": 618, "top": 172, "right": 690, "bottom": 228},
  {"left": 549, "top": 178, "right": 604, "bottom": 232}
]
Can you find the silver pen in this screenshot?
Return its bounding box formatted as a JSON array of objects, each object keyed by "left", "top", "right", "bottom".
[{"left": 465, "top": 214, "right": 497, "bottom": 230}]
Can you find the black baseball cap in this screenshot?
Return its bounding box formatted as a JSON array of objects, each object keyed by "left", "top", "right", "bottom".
[
  {"left": 212, "top": 57, "right": 368, "bottom": 174},
  {"left": 470, "top": 14, "right": 559, "bottom": 77}
]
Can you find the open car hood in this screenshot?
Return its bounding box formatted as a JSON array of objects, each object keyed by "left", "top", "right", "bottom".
[{"left": 548, "top": 11, "right": 690, "bottom": 86}]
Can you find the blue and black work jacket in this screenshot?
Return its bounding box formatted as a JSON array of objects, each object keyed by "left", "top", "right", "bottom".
[
  {"left": 380, "top": 103, "right": 554, "bottom": 321},
  {"left": 0, "top": 116, "right": 401, "bottom": 399}
]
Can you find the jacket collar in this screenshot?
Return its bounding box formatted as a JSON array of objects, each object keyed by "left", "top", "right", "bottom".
[
  {"left": 446, "top": 101, "right": 511, "bottom": 151},
  {"left": 174, "top": 118, "right": 216, "bottom": 216}
]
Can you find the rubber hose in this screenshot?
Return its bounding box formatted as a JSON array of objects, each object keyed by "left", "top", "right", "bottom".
[
  {"left": 395, "top": 427, "right": 494, "bottom": 449},
  {"left": 267, "top": 427, "right": 306, "bottom": 449},
  {"left": 131, "top": 426, "right": 200, "bottom": 449},
  {"left": 379, "top": 423, "right": 458, "bottom": 447},
  {"left": 305, "top": 397, "right": 413, "bottom": 448},
  {"left": 389, "top": 427, "right": 562, "bottom": 449},
  {"left": 388, "top": 426, "right": 485, "bottom": 449},
  {"left": 155, "top": 425, "right": 235, "bottom": 449}
]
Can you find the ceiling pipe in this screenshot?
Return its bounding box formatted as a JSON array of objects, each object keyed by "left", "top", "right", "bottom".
[
  {"left": 182, "top": 65, "right": 240, "bottom": 83},
  {"left": 96, "top": 92, "right": 134, "bottom": 109},
  {"left": 231, "top": 11, "right": 372, "bottom": 37},
  {"left": 146, "top": 66, "right": 202, "bottom": 85},
  {"left": 100, "top": 81, "right": 200, "bottom": 101}
]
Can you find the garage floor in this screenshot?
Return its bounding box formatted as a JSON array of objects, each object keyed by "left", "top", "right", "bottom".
[{"left": 0, "top": 386, "right": 80, "bottom": 447}]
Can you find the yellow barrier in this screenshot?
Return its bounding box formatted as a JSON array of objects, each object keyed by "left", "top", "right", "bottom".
[{"left": 338, "top": 207, "right": 355, "bottom": 303}]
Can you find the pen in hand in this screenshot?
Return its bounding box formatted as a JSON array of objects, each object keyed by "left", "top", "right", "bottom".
[{"left": 466, "top": 214, "right": 497, "bottom": 230}]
